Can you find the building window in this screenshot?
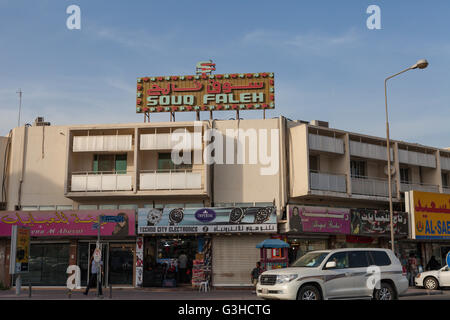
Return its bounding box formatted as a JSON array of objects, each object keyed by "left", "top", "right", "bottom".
[
  {"left": 99, "top": 204, "right": 118, "bottom": 210},
  {"left": 118, "top": 204, "right": 138, "bottom": 210},
  {"left": 21, "top": 206, "right": 39, "bottom": 211},
  {"left": 350, "top": 160, "right": 366, "bottom": 178},
  {"left": 443, "top": 172, "right": 449, "bottom": 188},
  {"left": 400, "top": 168, "right": 410, "bottom": 184},
  {"left": 39, "top": 206, "right": 56, "bottom": 211},
  {"left": 158, "top": 152, "right": 192, "bottom": 171},
  {"left": 93, "top": 154, "right": 127, "bottom": 174},
  {"left": 78, "top": 205, "right": 98, "bottom": 210},
  {"left": 56, "top": 205, "right": 74, "bottom": 211},
  {"left": 309, "top": 155, "right": 319, "bottom": 172}
]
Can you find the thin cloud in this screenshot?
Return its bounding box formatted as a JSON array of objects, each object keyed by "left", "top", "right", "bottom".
[
  {"left": 93, "top": 26, "right": 176, "bottom": 53},
  {"left": 242, "top": 28, "right": 360, "bottom": 53}
]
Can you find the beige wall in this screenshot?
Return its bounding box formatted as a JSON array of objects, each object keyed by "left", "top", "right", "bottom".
[
  {"left": 288, "top": 123, "right": 309, "bottom": 197},
  {"left": 7, "top": 125, "right": 73, "bottom": 210},
  {"left": 0, "top": 137, "right": 9, "bottom": 205},
  {"left": 212, "top": 118, "right": 283, "bottom": 207}
]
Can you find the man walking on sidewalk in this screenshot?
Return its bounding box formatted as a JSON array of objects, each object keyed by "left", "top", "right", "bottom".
[{"left": 84, "top": 254, "right": 104, "bottom": 296}]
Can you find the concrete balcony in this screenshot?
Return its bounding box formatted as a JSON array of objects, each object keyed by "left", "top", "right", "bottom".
[
  {"left": 349, "top": 141, "right": 393, "bottom": 161},
  {"left": 140, "top": 132, "right": 200, "bottom": 150},
  {"left": 440, "top": 156, "right": 450, "bottom": 171},
  {"left": 400, "top": 182, "right": 440, "bottom": 193},
  {"left": 443, "top": 187, "right": 450, "bottom": 194},
  {"left": 351, "top": 176, "right": 396, "bottom": 198},
  {"left": 139, "top": 169, "right": 203, "bottom": 190},
  {"left": 310, "top": 171, "right": 347, "bottom": 193},
  {"left": 308, "top": 134, "right": 344, "bottom": 154},
  {"left": 398, "top": 149, "right": 436, "bottom": 168},
  {"left": 73, "top": 135, "right": 133, "bottom": 152},
  {"left": 70, "top": 171, "right": 133, "bottom": 192}
]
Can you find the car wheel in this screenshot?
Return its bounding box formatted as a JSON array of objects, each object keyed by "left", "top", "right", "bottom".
[
  {"left": 424, "top": 277, "right": 438, "bottom": 290},
  {"left": 374, "top": 282, "right": 396, "bottom": 300},
  {"left": 297, "top": 285, "right": 321, "bottom": 300}
]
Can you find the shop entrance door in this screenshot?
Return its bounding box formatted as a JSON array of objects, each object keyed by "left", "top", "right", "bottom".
[{"left": 108, "top": 243, "right": 134, "bottom": 286}]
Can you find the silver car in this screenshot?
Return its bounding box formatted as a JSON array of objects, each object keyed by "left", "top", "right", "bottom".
[{"left": 257, "top": 248, "right": 408, "bottom": 300}]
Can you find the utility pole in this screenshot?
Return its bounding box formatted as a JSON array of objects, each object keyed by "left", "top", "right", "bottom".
[{"left": 16, "top": 89, "right": 23, "bottom": 127}]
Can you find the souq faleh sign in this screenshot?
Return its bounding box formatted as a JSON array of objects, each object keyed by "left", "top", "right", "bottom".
[
  {"left": 407, "top": 190, "right": 450, "bottom": 240},
  {"left": 137, "top": 207, "right": 277, "bottom": 234},
  {"left": 136, "top": 72, "right": 275, "bottom": 113}
]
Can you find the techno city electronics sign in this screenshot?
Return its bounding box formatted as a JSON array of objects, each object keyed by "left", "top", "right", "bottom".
[
  {"left": 137, "top": 207, "right": 277, "bottom": 234},
  {"left": 406, "top": 191, "right": 450, "bottom": 240},
  {"left": 136, "top": 72, "right": 275, "bottom": 113}
]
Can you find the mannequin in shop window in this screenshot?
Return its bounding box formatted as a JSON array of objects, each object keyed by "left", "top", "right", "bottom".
[{"left": 178, "top": 251, "right": 188, "bottom": 284}]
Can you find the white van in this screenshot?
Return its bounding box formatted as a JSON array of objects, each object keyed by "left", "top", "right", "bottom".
[{"left": 256, "top": 248, "right": 408, "bottom": 300}]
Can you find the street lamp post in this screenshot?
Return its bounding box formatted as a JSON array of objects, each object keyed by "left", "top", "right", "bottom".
[{"left": 384, "top": 59, "right": 428, "bottom": 253}]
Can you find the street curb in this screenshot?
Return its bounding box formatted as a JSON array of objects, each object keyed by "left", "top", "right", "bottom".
[{"left": 400, "top": 291, "right": 444, "bottom": 297}]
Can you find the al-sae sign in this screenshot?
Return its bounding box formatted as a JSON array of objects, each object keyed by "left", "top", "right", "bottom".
[
  {"left": 406, "top": 190, "right": 450, "bottom": 240},
  {"left": 136, "top": 72, "right": 275, "bottom": 113}
]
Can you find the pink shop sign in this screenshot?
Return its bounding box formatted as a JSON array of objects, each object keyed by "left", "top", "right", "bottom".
[{"left": 0, "top": 210, "right": 135, "bottom": 237}]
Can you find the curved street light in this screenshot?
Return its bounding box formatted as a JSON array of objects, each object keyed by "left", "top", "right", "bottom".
[{"left": 384, "top": 59, "right": 428, "bottom": 254}]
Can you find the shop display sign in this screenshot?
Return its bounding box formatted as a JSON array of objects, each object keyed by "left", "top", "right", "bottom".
[
  {"left": 350, "top": 209, "right": 408, "bottom": 236},
  {"left": 406, "top": 191, "right": 450, "bottom": 240},
  {"left": 0, "top": 210, "right": 135, "bottom": 237},
  {"left": 135, "top": 237, "right": 144, "bottom": 287},
  {"left": 9, "top": 226, "right": 30, "bottom": 274},
  {"left": 136, "top": 72, "right": 275, "bottom": 113},
  {"left": 287, "top": 205, "right": 350, "bottom": 234},
  {"left": 137, "top": 206, "right": 277, "bottom": 234}
]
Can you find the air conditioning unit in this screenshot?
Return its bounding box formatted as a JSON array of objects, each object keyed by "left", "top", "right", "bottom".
[
  {"left": 310, "top": 120, "right": 329, "bottom": 128},
  {"left": 34, "top": 117, "right": 51, "bottom": 126}
]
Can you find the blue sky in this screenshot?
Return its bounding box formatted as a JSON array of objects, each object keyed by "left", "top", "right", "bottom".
[{"left": 0, "top": 0, "right": 449, "bottom": 148}]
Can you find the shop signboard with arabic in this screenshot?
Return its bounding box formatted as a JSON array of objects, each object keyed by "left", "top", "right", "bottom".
[
  {"left": 287, "top": 205, "right": 350, "bottom": 234},
  {"left": 350, "top": 209, "right": 408, "bottom": 236},
  {"left": 137, "top": 207, "right": 277, "bottom": 234},
  {"left": 0, "top": 210, "right": 135, "bottom": 237},
  {"left": 406, "top": 191, "right": 450, "bottom": 240},
  {"left": 10, "top": 226, "right": 30, "bottom": 274},
  {"left": 136, "top": 72, "right": 274, "bottom": 113}
]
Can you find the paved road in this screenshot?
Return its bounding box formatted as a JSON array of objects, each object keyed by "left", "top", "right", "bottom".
[{"left": 0, "top": 287, "right": 448, "bottom": 300}]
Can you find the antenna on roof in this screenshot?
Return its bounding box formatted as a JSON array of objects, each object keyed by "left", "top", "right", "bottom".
[{"left": 16, "top": 89, "right": 23, "bottom": 127}]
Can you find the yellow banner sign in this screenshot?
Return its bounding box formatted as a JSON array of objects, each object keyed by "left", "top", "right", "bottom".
[
  {"left": 136, "top": 73, "right": 274, "bottom": 113},
  {"left": 16, "top": 227, "right": 30, "bottom": 264},
  {"left": 409, "top": 191, "right": 450, "bottom": 239}
]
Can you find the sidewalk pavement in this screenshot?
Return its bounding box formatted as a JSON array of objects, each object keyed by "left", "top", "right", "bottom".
[{"left": 0, "top": 286, "right": 445, "bottom": 300}]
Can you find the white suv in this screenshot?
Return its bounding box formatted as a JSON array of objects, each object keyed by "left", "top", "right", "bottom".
[{"left": 256, "top": 248, "right": 408, "bottom": 300}]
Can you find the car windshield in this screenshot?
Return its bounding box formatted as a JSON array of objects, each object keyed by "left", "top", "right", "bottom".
[{"left": 291, "top": 252, "right": 329, "bottom": 268}]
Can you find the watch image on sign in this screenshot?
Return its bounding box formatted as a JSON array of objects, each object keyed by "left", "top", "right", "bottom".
[
  {"left": 169, "top": 208, "right": 184, "bottom": 225},
  {"left": 136, "top": 72, "right": 275, "bottom": 113}
]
